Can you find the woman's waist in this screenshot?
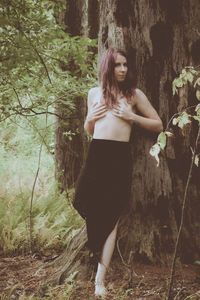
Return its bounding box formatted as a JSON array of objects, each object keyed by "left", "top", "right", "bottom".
[
  {"left": 88, "top": 137, "right": 131, "bottom": 158},
  {"left": 93, "top": 123, "right": 131, "bottom": 142}
]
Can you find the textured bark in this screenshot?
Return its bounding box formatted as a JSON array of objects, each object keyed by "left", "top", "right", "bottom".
[
  {"left": 64, "top": 0, "right": 87, "bottom": 36},
  {"left": 98, "top": 0, "right": 200, "bottom": 264},
  {"left": 88, "top": 0, "right": 99, "bottom": 39},
  {"left": 45, "top": 225, "right": 89, "bottom": 284},
  {"left": 54, "top": 1, "right": 88, "bottom": 190},
  {"left": 50, "top": 0, "right": 200, "bottom": 284},
  {"left": 54, "top": 100, "right": 86, "bottom": 191}
]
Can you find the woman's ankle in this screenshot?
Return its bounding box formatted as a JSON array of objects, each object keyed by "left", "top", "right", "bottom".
[{"left": 95, "top": 262, "right": 107, "bottom": 284}]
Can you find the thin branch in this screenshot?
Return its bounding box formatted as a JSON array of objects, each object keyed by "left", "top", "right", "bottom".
[
  {"left": 167, "top": 126, "right": 200, "bottom": 300},
  {"left": 165, "top": 105, "right": 197, "bottom": 131},
  {"left": 0, "top": 109, "right": 77, "bottom": 123},
  {"left": 25, "top": 118, "right": 53, "bottom": 155},
  {"left": 12, "top": 87, "right": 23, "bottom": 108},
  {"left": 29, "top": 140, "right": 43, "bottom": 254},
  {"left": 43, "top": 52, "right": 67, "bottom": 65},
  {"left": 116, "top": 236, "right": 138, "bottom": 289},
  {"left": 29, "top": 104, "right": 49, "bottom": 254},
  {"left": 13, "top": 8, "right": 52, "bottom": 85}
]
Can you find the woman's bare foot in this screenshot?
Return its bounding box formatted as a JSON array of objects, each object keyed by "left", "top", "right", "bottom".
[{"left": 95, "top": 281, "right": 107, "bottom": 297}]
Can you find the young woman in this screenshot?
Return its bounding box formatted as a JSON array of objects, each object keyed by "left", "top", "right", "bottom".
[{"left": 73, "top": 48, "right": 163, "bottom": 297}]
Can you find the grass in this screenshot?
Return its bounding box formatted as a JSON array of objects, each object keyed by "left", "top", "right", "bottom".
[{"left": 0, "top": 117, "right": 83, "bottom": 256}]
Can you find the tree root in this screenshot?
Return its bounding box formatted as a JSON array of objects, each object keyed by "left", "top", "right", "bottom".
[{"left": 43, "top": 224, "right": 90, "bottom": 285}]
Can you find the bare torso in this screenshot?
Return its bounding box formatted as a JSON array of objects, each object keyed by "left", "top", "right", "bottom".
[{"left": 92, "top": 87, "right": 136, "bottom": 142}]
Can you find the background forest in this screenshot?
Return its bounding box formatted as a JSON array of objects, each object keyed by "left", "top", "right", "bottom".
[
  {"left": 0, "top": 0, "right": 94, "bottom": 256},
  {"left": 1, "top": 0, "right": 200, "bottom": 299}
]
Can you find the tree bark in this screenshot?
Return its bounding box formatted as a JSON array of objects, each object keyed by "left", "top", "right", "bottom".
[
  {"left": 54, "top": 0, "right": 88, "bottom": 190},
  {"left": 51, "top": 0, "right": 200, "bottom": 284},
  {"left": 98, "top": 0, "right": 200, "bottom": 264},
  {"left": 88, "top": 0, "right": 99, "bottom": 39},
  {"left": 64, "top": 0, "right": 87, "bottom": 36}
]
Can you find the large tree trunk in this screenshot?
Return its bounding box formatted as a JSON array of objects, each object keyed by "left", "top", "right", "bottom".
[
  {"left": 51, "top": 0, "right": 200, "bottom": 284},
  {"left": 54, "top": 0, "right": 88, "bottom": 191},
  {"left": 88, "top": 0, "right": 99, "bottom": 39},
  {"left": 98, "top": 0, "right": 200, "bottom": 264},
  {"left": 54, "top": 0, "right": 100, "bottom": 191}
]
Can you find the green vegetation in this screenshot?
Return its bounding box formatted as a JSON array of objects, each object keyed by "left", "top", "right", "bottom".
[
  {"left": 0, "top": 0, "right": 97, "bottom": 256},
  {"left": 0, "top": 114, "right": 83, "bottom": 256},
  {"left": 150, "top": 66, "right": 200, "bottom": 166},
  {"left": 0, "top": 0, "right": 98, "bottom": 124}
]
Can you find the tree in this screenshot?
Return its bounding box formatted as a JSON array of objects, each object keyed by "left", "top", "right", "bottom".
[
  {"left": 98, "top": 0, "right": 200, "bottom": 264},
  {"left": 54, "top": 0, "right": 98, "bottom": 191},
  {"left": 49, "top": 0, "right": 200, "bottom": 283}
]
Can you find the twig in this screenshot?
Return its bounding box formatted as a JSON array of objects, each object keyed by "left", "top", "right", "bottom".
[
  {"left": 166, "top": 126, "right": 200, "bottom": 300},
  {"left": 0, "top": 109, "right": 72, "bottom": 123},
  {"left": 29, "top": 105, "right": 49, "bottom": 253},
  {"left": 183, "top": 290, "right": 200, "bottom": 300},
  {"left": 29, "top": 140, "right": 43, "bottom": 254},
  {"left": 117, "top": 237, "right": 137, "bottom": 289},
  {"left": 174, "top": 287, "right": 186, "bottom": 299},
  {"left": 165, "top": 105, "right": 197, "bottom": 131}
]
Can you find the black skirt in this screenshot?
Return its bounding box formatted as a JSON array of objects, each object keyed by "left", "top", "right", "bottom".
[{"left": 73, "top": 138, "right": 132, "bottom": 257}]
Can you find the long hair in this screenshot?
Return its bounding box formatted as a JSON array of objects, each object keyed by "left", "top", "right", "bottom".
[{"left": 99, "top": 48, "right": 136, "bottom": 108}]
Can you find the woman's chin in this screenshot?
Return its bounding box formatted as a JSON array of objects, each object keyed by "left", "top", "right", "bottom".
[{"left": 117, "top": 78, "right": 126, "bottom": 83}]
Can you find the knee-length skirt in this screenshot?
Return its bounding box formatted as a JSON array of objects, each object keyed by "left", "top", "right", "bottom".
[{"left": 73, "top": 138, "right": 132, "bottom": 257}]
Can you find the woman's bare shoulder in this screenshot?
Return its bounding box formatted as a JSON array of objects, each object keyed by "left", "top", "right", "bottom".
[
  {"left": 131, "top": 88, "right": 147, "bottom": 105},
  {"left": 130, "top": 88, "right": 140, "bottom": 106},
  {"left": 88, "top": 86, "right": 101, "bottom": 95},
  {"left": 87, "top": 87, "right": 101, "bottom": 107}
]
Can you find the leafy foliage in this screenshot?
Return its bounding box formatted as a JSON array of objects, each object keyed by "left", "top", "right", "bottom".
[
  {"left": 0, "top": 0, "right": 96, "bottom": 256},
  {"left": 0, "top": 0, "right": 98, "bottom": 124},
  {"left": 150, "top": 66, "right": 200, "bottom": 167},
  {"left": 0, "top": 131, "right": 83, "bottom": 255}
]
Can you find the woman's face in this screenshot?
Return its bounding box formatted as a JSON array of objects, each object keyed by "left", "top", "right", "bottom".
[{"left": 114, "top": 53, "right": 128, "bottom": 82}]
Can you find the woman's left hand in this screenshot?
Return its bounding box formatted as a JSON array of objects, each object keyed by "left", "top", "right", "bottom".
[{"left": 112, "top": 102, "right": 134, "bottom": 122}]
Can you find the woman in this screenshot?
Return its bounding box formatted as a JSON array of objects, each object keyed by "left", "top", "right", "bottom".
[{"left": 73, "top": 48, "right": 163, "bottom": 297}]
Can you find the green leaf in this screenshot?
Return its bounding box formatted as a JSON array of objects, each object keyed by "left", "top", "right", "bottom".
[
  {"left": 195, "top": 104, "right": 200, "bottom": 116},
  {"left": 157, "top": 132, "right": 166, "bottom": 150},
  {"left": 174, "top": 112, "right": 191, "bottom": 129},
  {"left": 172, "top": 118, "right": 178, "bottom": 125},
  {"left": 172, "top": 78, "right": 185, "bottom": 95},
  {"left": 194, "top": 77, "right": 200, "bottom": 88},
  {"left": 194, "top": 155, "right": 199, "bottom": 167},
  {"left": 165, "top": 131, "right": 174, "bottom": 137},
  {"left": 196, "top": 90, "right": 200, "bottom": 101},
  {"left": 149, "top": 143, "right": 161, "bottom": 167},
  {"left": 193, "top": 116, "right": 200, "bottom": 125}
]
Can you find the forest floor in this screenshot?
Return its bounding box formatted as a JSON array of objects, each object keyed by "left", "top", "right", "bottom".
[{"left": 0, "top": 254, "right": 200, "bottom": 300}]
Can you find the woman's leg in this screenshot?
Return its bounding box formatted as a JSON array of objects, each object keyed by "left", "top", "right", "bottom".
[{"left": 95, "top": 221, "right": 119, "bottom": 295}]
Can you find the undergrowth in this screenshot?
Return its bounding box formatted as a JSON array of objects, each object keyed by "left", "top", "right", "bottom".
[{"left": 0, "top": 116, "right": 83, "bottom": 257}]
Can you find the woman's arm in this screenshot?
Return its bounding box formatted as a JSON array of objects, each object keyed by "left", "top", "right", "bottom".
[
  {"left": 84, "top": 89, "right": 95, "bottom": 135},
  {"left": 113, "top": 88, "right": 163, "bottom": 133},
  {"left": 84, "top": 88, "right": 107, "bottom": 135},
  {"left": 132, "top": 89, "right": 163, "bottom": 132}
]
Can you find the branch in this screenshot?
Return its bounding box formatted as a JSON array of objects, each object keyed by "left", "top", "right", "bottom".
[
  {"left": 25, "top": 118, "right": 53, "bottom": 155},
  {"left": 29, "top": 104, "right": 49, "bottom": 254},
  {"left": 116, "top": 236, "right": 138, "bottom": 289},
  {"left": 167, "top": 126, "right": 200, "bottom": 300},
  {"left": 165, "top": 105, "right": 197, "bottom": 131},
  {"left": 13, "top": 9, "right": 52, "bottom": 85},
  {"left": 29, "top": 140, "right": 43, "bottom": 254}
]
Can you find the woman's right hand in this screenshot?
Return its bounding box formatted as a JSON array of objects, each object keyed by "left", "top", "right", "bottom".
[{"left": 87, "top": 102, "right": 107, "bottom": 123}]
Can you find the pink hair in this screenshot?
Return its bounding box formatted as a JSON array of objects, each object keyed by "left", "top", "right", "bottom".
[{"left": 99, "top": 48, "right": 136, "bottom": 108}]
